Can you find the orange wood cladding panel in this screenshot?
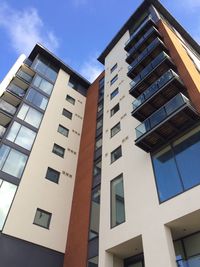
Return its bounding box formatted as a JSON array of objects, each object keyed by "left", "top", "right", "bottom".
[
  {"left": 63, "top": 72, "right": 104, "bottom": 267},
  {"left": 158, "top": 20, "right": 200, "bottom": 113}
]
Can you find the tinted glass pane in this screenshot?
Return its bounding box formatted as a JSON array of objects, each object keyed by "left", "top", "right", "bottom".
[
  {"left": 0, "top": 181, "right": 17, "bottom": 230},
  {"left": 66, "top": 95, "right": 75, "bottom": 105},
  {"left": 17, "top": 104, "right": 43, "bottom": 128},
  {"left": 34, "top": 209, "right": 51, "bottom": 228},
  {"left": 7, "top": 122, "right": 36, "bottom": 150},
  {"left": 88, "top": 256, "right": 98, "bottom": 267},
  {"left": 111, "top": 174, "right": 125, "bottom": 227},
  {"left": 173, "top": 128, "right": 200, "bottom": 190},
  {"left": 33, "top": 57, "right": 58, "bottom": 82},
  {"left": 0, "top": 144, "right": 10, "bottom": 169},
  {"left": 111, "top": 122, "right": 120, "bottom": 137},
  {"left": 33, "top": 75, "right": 53, "bottom": 95},
  {"left": 26, "top": 88, "right": 48, "bottom": 110},
  {"left": 46, "top": 167, "right": 60, "bottom": 183},
  {"left": 58, "top": 125, "right": 69, "bottom": 137},
  {"left": 2, "top": 148, "right": 28, "bottom": 178},
  {"left": 89, "top": 186, "right": 100, "bottom": 240},
  {"left": 184, "top": 232, "right": 200, "bottom": 258},
  {"left": 53, "top": 144, "right": 65, "bottom": 157},
  {"left": 62, "top": 109, "right": 72, "bottom": 119},
  {"left": 152, "top": 146, "right": 183, "bottom": 202},
  {"left": 111, "top": 146, "right": 122, "bottom": 163},
  {"left": 111, "top": 88, "right": 119, "bottom": 99},
  {"left": 93, "top": 160, "right": 101, "bottom": 176},
  {"left": 111, "top": 103, "right": 119, "bottom": 117}
]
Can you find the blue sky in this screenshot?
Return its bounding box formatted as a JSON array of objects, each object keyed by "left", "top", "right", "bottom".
[{"left": 0, "top": 0, "right": 200, "bottom": 82}]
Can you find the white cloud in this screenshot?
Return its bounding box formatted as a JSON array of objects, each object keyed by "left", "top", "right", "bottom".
[
  {"left": 0, "top": 2, "right": 59, "bottom": 55},
  {"left": 79, "top": 55, "right": 103, "bottom": 82},
  {"left": 72, "top": 0, "right": 88, "bottom": 7}
]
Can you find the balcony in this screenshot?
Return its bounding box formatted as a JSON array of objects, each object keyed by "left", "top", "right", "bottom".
[
  {"left": 131, "top": 69, "right": 186, "bottom": 121},
  {"left": 7, "top": 83, "right": 26, "bottom": 98},
  {"left": 129, "top": 52, "right": 175, "bottom": 98},
  {"left": 0, "top": 99, "right": 16, "bottom": 116},
  {"left": 16, "top": 69, "right": 33, "bottom": 84},
  {"left": 125, "top": 16, "right": 157, "bottom": 52},
  {"left": 0, "top": 125, "right": 6, "bottom": 139},
  {"left": 126, "top": 26, "right": 161, "bottom": 64},
  {"left": 127, "top": 38, "right": 168, "bottom": 79},
  {"left": 135, "top": 94, "right": 200, "bottom": 152}
]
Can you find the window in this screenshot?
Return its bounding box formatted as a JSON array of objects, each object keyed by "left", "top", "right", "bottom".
[
  {"left": 62, "top": 108, "right": 72, "bottom": 120},
  {"left": 17, "top": 104, "right": 43, "bottom": 128},
  {"left": 110, "top": 88, "right": 119, "bottom": 100},
  {"left": 88, "top": 256, "right": 98, "bottom": 267},
  {"left": 32, "top": 56, "right": 58, "bottom": 82},
  {"left": 46, "top": 167, "right": 60, "bottom": 183},
  {"left": 6, "top": 121, "right": 36, "bottom": 150},
  {"left": 111, "top": 63, "right": 118, "bottom": 73},
  {"left": 111, "top": 146, "right": 122, "bottom": 163},
  {"left": 96, "top": 117, "right": 103, "bottom": 129},
  {"left": 33, "top": 208, "right": 52, "bottom": 229},
  {"left": 111, "top": 174, "right": 125, "bottom": 227},
  {"left": 95, "top": 136, "right": 102, "bottom": 150},
  {"left": 58, "top": 125, "right": 69, "bottom": 137},
  {"left": 93, "top": 159, "right": 101, "bottom": 176},
  {"left": 97, "top": 101, "right": 103, "bottom": 113},
  {"left": 66, "top": 95, "right": 75, "bottom": 105},
  {"left": 111, "top": 122, "right": 121, "bottom": 137},
  {"left": 0, "top": 144, "right": 28, "bottom": 178},
  {"left": 0, "top": 180, "right": 17, "bottom": 230},
  {"left": 110, "top": 75, "right": 118, "bottom": 86},
  {"left": 52, "top": 143, "right": 65, "bottom": 158},
  {"left": 26, "top": 88, "right": 48, "bottom": 110},
  {"left": 111, "top": 103, "right": 120, "bottom": 117},
  {"left": 33, "top": 75, "right": 53, "bottom": 95},
  {"left": 89, "top": 186, "right": 100, "bottom": 240},
  {"left": 152, "top": 126, "right": 200, "bottom": 202}
]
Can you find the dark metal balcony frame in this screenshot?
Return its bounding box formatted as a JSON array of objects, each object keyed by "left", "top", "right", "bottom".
[
  {"left": 127, "top": 38, "right": 168, "bottom": 79},
  {"left": 16, "top": 69, "right": 33, "bottom": 85},
  {"left": 125, "top": 16, "right": 157, "bottom": 52},
  {"left": 135, "top": 94, "right": 200, "bottom": 152},
  {"left": 126, "top": 26, "right": 161, "bottom": 64},
  {"left": 131, "top": 69, "right": 186, "bottom": 121},
  {"left": 129, "top": 52, "right": 176, "bottom": 98}
]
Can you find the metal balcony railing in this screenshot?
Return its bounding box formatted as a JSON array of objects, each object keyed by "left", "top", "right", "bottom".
[
  {"left": 132, "top": 69, "right": 180, "bottom": 110},
  {"left": 135, "top": 94, "right": 191, "bottom": 139},
  {"left": 130, "top": 52, "right": 170, "bottom": 90},
  {"left": 0, "top": 99, "right": 16, "bottom": 115}
]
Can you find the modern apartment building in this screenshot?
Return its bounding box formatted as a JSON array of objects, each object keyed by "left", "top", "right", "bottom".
[{"left": 0, "top": 0, "right": 200, "bottom": 266}]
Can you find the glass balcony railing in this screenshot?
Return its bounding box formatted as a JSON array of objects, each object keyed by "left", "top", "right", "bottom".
[
  {"left": 128, "top": 38, "right": 164, "bottom": 71},
  {"left": 0, "top": 99, "right": 16, "bottom": 115},
  {"left": 132, "top": 69, "right": 180, "bottom": 110},
  {"left": 135, "top": 94, "right": 190, "bottom": 139},
  {"left": 16, "top": 69, "right": 33, "bottom": 83},
  {"left": 127, "top": 27, "right": 159, "bottom": 58},
  {"left": 130, "top": 51, "right": 170, "bottom": 90},
  {"left": 7, "top": 83, "right": 26, "bottom": 98},
  {"left": 0, "top": 125, "right": 6, "bottom": 138},
  {"left": 125, "top": 16, "right": 153, "bottom": 47}
]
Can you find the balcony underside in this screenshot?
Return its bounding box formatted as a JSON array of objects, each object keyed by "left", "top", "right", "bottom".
[
  {"left": 129, "top": 58, "right": 175, "bottom": 98},
  {"left": 125, "top": 19, "right": 157, "bottom": 52},
  {"left": 135, "top": 105, "right": 200, "bottom": 152},
  {"left": 0, "top": 112, "right": 12, "bottom": 127},
  {"left": 132, "top": 78, "right": 186, "bottom": 121},
  {"left": 126, "top": 28, "right": 161, "bottom": 64},
  {"left": 2, "top": 91, "right": 21, "bottom": 107}
]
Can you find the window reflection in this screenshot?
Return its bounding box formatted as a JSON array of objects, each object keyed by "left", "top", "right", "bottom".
[
  {"left": 26, "top": 88, "right": 48, "bottom": 110},
  {"left": 17, "top": 104, "right": 43, "bottom": 128},
  {"left": 89, "top": 186, "right": 100, "bottom": 240},
  {"left": 33, "top": 75, "right": 53, "bottom": 95}
]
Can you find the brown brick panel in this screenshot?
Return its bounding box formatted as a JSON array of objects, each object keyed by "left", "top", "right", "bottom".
[
  {"left": 158, "top": 20, "right": 200, "bottom": 113},
  {"left": 63, "top": 72, "right": 104, "bottom": 267}
]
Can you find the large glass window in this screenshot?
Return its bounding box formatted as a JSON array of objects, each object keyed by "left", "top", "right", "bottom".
[
  {"left": 17, "top": 104, "right": 43, "bottom": 128},
  {"left": 32, "top": 56, "right": 58, "bottom": 82},
  {"left": 111, "top": 174, "right": 125, "bottom": 227},
  {"left": 33, "top": 75, "right": 53, "bottom": 95},
  {"left": 152, "top": 126, "right": 200, "bottom": 202},
  {"left": 89, "top": 186, "right": 100, "bottom": 240},
  {"left": 6, "top": 122, "right": 36, "bottom": 150},
  {"left": 0, "top": 145, "right": 28, "bottom": 178},
  {"left": 33, "top": 208, "right": 52, "bottom": 229},
  {"left": 0, "top": 180, "right": 17, "bottom": 230},
  {"left": 26, "top": 88, "right": 48, "bottom": 110}
]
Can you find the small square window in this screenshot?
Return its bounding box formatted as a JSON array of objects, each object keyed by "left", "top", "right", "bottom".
[
  {"left": 62, "top": 109, "right": 72, "bottom": 120},
  {"left": 46, "top": 167, "right": 60, "bottom": 183},
  {"left": 111, "top": 103, "right": 120, "bottom": 117},
  {"left": 110, "top": 75, "right": 118, "bottom": 86},
  {"left": 111, "top": 122, "right": 121, "bottom": 137},
  {"left": 58, "top": 125, "right": 69, "bottom": 137},
  {"left": 66, "top": 95, "right": 75, "bottom": 105},
  {"left": 110, "top": 88, "right": 119, "bottom": 100},
  {"left": 33, "top": 208, "right": 52, "bottom": 229},
  {"left": 111, "top": 146, "right": 122, "bottom": 163},
  {"left": 110, "top": 63, "right": 118, "bottom": 73},
  {"left": 52, "top": 144, "right": 65, "bottom": 158}
]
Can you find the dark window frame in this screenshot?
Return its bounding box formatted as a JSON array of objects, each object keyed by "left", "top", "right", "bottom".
[
  {"left": 110, "top": 103, "right": 120, "bottom": 117},
  {"left": 45, "top": 167, "right": 60, "bottom": 184},
  {"left": 57, "top": 124, "right": 69, "bottom": 137},
  {"left": 111, "top": 122, "right": 121, "bottom": 138},
  {"left": 110, "top": 87, "right": 119, "bottom": 100},
  {"left": 52, "top": 143, "right": 65, "bottom": 158},
  {"left": 62, "top": 108, "right": 72, "bottom": 120},
  {"left": 66, "top": 94, "right": 75, "bottom": 105},
  {"left": 110, "top": 63, "right": 118, "bottom": 73},
  {"left": 110, "top": 75, "right": 118, "bottom": 86},
  {"left": 33, "top": 208, "right": 52, "bottom": 229},
  {"left": 111, "top": 145, "right": 122, "bottom": 163}
]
